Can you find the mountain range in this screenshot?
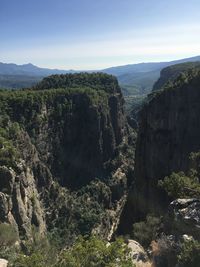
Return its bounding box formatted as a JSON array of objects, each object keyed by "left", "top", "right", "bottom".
[
  {"left": 1, "top": 55, "right": 200, "bottom": 93},
  {"left": 0, "top": 62, "right": 75, "bottom": 76},
  {"left": 103, "top": 55, "right": 200, "bottom": 95}
]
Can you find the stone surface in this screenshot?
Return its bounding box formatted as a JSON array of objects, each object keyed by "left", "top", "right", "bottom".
[
  {"left": 169, "top": 198, "right": 200, "bottom": 239},
  {"left": 127, "top": 239, "right": 150, "bottom": 266},
  {"left": 0, "top": 259, "right": 8, "bottom": 267}
]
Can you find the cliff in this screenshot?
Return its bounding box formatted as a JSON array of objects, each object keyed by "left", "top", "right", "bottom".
[
  {"left": 0, "top": 73, "right": 134, "bottom": 243},
  {"left": 132, "top": 68, "right": 200, "bottom": 217},
  {"left": 153, "top": 61, "right": 200, "bottom": 91}
]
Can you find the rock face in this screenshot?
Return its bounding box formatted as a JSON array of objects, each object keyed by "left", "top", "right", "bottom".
[
  {"left": 133, "top": 69, "right": 200, "bottom": 217},
  {"left": 0, "top": 73, "right": 134, "bottom": 242},
  {"left": 168, "top": 198, "right": 200, "bottom": 239},
  {"left": 0, "top": 132, "right": 47, "bottom": 237}
]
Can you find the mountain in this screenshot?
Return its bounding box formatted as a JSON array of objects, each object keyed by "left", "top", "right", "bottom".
[
  {"left": 0, "top": 62, "right": 75, "bottom": 76},
  {"left": 103, "top": 55, "right": 200, "bottom": 95},
  {"left": 0, "top": 62, "right": 76, "bottom": 89},
  {"left": 153, "top": 61, "right": 200, "bottom": 91},
  {"left": 1, "top": 55, "right": 200, "bottom": 92}
]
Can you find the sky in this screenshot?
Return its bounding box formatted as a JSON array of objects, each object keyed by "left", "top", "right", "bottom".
[{"left": 1, "top": 0, "right": 200, "bottom": 70}]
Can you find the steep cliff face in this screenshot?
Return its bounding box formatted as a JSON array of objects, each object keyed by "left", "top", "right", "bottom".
[
  {"left": 0, "top": 129, "right": 50, "bottom": 238},
  {"left": 153, "top": 61, "right": 200, "bottom": 91},
  {"left": 133, "top": 69, "right": 200, "bottom": 217},
  {"left": 0, "top": 73, "right": 134, "bottom": 242}
]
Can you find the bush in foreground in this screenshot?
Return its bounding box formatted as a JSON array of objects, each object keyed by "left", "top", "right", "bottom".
[{"left": 13, "top": 235, "right": 134, "bottom": 267}]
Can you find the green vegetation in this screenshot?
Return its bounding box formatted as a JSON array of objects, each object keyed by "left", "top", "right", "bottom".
[
  {"left": 0, "top": 223, "right": 18, "bottom": 248},
  {"left": 55, "top": 236, "right": 134, "bottom": 267},
  {"left": 0, "top": 74, "right": 42, "bottom": 89},
  {"left": 153, "top": 61, "right": 200, "bottom": 91},
  {"left": 0, "top": 223, "right": 18, "bottom": 261},
  {"left": 0, "top": 74, "right": 114, "bottom": 133},
  {"left": 120, "top": 84, "right": 141, "bottom": 96},
  {"left": 118, "top": 69, "right": 160, "bottom": 96},
  {"left": 157, "top": 68, "right": 200, "bottom": 95},
  {"left": 13, "top": 230, "right": 58, "bottom": 267},
  {"left": 178, "top": 239, "right": 200, "bottom": 267},
  {"left": 4, "top": 232, "right": 134, "bottom": 267},
  {"left": 0, "top": 121, "right": 20, "bottom": 168},
  {"left": 48, "top": 181, "right": 110, "bottom": 245},
  {"left": 35, "top": 72, "right": 120, "bottom": 94},
  {"left": 132, "top": 215, "right": 161, "bottom": 248},
  {"left": 124, "top": 95, "right": 146, "bottom": 118},
  {"left": 0, "top": 86, "right": 108, "bottom": 145},
  {"left": 158, "top": 171, "right": 200, "bottom": 199}
]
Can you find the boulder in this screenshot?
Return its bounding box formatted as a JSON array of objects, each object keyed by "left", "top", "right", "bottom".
[
  {"left": 169, "top": 198, "right": 200, "bottom": 239},
  {"left": 0, "top": 259, "right": 8, "bottom": 267},
  {"left": 127, "top": 239, "right": 151, "bottom": 266}
]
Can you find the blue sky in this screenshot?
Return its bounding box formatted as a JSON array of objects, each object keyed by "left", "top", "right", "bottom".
[{"left": 1, "top": 0, "right": 200, "bottom": 69}]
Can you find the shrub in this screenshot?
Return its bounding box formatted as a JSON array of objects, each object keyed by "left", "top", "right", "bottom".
[
  {"left": 132, "top": 215, "right": 161, "bottom": 248},
  {"left": 0, "top": 223, "right": 18, "bottom": 247},
  {"left": 178, "top": 239, "right": 200, "bottom": 267},
  {"left": 14, "top": 228, "right": 58, "bottom": 267},
  {"left": 13, "top": 235, "right": 134, "bottom": 267},
  {"left": 158, "top": 171, "right": 200, "bottom": 199},
  {"left": 0, "top": 223, "right": 19, "bottom": 261},
  {"left": 55, "top": 236, "right": 134, "bottom": 267}
]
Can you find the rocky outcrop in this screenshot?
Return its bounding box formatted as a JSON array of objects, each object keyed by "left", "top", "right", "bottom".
[
  {"left": 127, "top": 239, "right": 150, "bottom": 266},
  {"left": 0, "top": 131, "right": 49, "bottom": 238},
  {"left": 150, "top": 198, "right": 200, "bottom": 267},
  {"left": 168, "top": 199, "right": 200, "bottom": 239}
]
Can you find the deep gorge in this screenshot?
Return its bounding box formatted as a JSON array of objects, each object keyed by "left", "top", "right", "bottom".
[{"left": 1, "top": 67, "right": 200, "bottom": 266}]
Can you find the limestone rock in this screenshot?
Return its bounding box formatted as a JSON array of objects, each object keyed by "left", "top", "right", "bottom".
[
  {"left": 169, "top": 198, "right": 200, "bottom": 239},
  {"left": 0, "top": 259, "right": 8, "bottom": 267},
  {"left": 127, "top": 239, "right": 150, "bottom": 266}
]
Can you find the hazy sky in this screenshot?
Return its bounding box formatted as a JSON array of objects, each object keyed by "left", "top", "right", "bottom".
[{"left": 1, "top": 0, "right": 200, "bottom": 69}]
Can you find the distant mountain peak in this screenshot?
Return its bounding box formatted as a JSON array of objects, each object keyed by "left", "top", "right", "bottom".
[{"left": 23, "top": 63, "right": 35, "bottom": 66}]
